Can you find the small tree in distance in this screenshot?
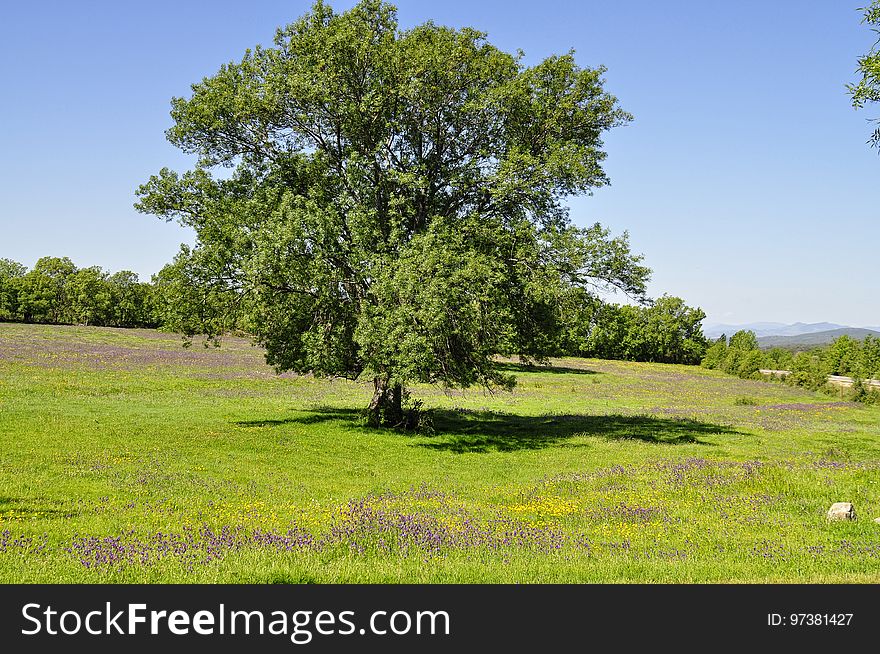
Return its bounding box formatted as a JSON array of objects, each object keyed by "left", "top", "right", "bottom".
[{"left": 136, "top": 0, "right": 650, "bottom": 427}]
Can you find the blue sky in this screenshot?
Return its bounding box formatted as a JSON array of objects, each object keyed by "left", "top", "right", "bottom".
[{"left": 1, "top": 1, "right": 878, "bottom": 326}]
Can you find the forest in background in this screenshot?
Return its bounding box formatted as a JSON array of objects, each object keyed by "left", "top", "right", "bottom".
[{"left": 0, "top": 255, "right": 707, "bottom": 364}]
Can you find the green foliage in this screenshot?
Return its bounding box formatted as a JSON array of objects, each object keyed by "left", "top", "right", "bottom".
[
  {"left": 862, "top": 335, "right": 880, "bottom": 378},
  {"left": 736, "top": 350, "right": 764, "bottom": 379},
  {"left": 16, "top": 257, "right": 78, "bottom": 324},
  {"left": 637, "top": 295, "right": 708, "bottom": 364},
  {"left": 0, "top": 258, "right": 26, "bottom": 278},
  {"left": 135, "top": 0, "right": 647, "bottom": 422},
  {"left": 149, "top": 247, "right": 245, "bottom": 342},
  {"left": 0, "top": 258, "right": 27, "bottom": 321},
  {"left": 728, "top": 329, "right": 759, "bottom": 352},
  {"left": 764, "top": 347, "right": 794, "bottom": 371},
  {"left": 702, "top": 329, "right": 880, "bottom": 404},
  {"left": 789, "top": 351, "right": 826, "bottom": 390},
  {"left": 700, "top": 335, "right": 728, "bottom": 370},
  {"left": 716, "top": 330, "right": 760, "bottom": 377},
  {"left": 107, "top": 271, "right": 155, "bottom": 328},
  {"left": 68, "top": 267, "right": 114, "bottom": 326},
  {"left": 567, "top": 301, "right": 626, "bottom": 361},
  {"left": 563, "top": 295, "right": 707, "bottom": 364},
  {"left": 823, "top": 335, "right": 860, "bottom": 376},
  {"left": 808, "top": 335, "right": 880, "bottom": 383},
  {"left": 0, "top": 258, "right": 157, "bottom": 328},
  {"left": 701, "top": 330, "right": 770, "bottom": 380},
  {"left": 849, "top": 1, "right": 880, "bottom": 148}
]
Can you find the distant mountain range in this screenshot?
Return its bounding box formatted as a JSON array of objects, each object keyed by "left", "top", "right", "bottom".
[
  {"left": 702, "top": 322, "right": 880, "bottom": 349},
  {"left": 703, "top": 322, "right": 850, "bottom": 338},
  {"left": 756, "top": 328, "right": 880, "bottom": 349}
]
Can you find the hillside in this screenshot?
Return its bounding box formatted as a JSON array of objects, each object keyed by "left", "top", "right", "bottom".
[
  {"left": 704, "top": 321, "right": 845, "bottom": 339},
  {"left": 757, "top": 327, "right": 880, "bottom": 349}
]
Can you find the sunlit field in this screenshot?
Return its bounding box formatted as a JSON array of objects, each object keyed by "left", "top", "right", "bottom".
[{"left": 1, "top": 322, "right": 879, "bottom": 583}]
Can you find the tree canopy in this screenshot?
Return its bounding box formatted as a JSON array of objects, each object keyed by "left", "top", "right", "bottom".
[
  {"left": 0, "top": 257, "right": 155, "bottom": 327},
  {"left": 850, "top": 1, "right": 880, "bottom": 148},
  {"left": 135, "top": 0, "right": 649, "bottom": 426},
  {"left": 561, "top": 295, "right": 707, "bottom": 364}
]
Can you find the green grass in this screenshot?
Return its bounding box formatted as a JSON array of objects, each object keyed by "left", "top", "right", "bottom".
[{"left": 1, "top": 322, "right": 879, "bottom": 583}]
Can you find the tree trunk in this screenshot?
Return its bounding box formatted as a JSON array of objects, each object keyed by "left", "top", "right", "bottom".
[{"left": 367, "top": 376, "right": 404, "bottom": 428}]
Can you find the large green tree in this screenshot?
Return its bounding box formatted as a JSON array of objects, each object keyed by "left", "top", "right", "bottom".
[
  {"left": 850, "top": 1, "right": 880, "bottom": 148},
  {"left": 136, "top": 0, "right": 649, "bottom": 426}
]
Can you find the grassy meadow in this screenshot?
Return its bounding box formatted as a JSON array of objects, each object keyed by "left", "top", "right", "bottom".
[{"left": 1, "top": 322, "right": 879, "bottom": 583}]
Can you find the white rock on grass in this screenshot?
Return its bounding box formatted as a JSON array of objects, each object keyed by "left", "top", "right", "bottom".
[
  {"left": 874, "top": 517, "right": 880, "bottom": 525},
  {"left": 826, "top": 502, "right": 856, "bottom": 521}
]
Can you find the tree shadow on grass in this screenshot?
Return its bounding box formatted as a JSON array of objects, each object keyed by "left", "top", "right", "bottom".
[
  {"left": 419, "top": 410, "right": 737, "bottom": 453},
  {"left": 493, "top": 361, "right": 599, "bottom": 376},
  {"left": 235, "top": 409, "right": 360, "bottom": 429},
  {"left": 235, "top": 407, "right": 740, "bottom": 454}
]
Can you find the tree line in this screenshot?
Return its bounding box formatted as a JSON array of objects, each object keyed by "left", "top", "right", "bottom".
[
  {"left": 1, "top": 253, "right": 709, "bottom": 366},
  {"left": 0, "top": 256, "right": 205, "bottom": 330},
  {"left": 702, "top": 330, "right": 880, "bottom": 403},
  {"left": 0, "top": 254, "right": 259, "bottom": 333},
  {"left": 0, "top": 257, "right": 157, "bottom": 327},
  {"left": 557, "top": 294, "right": 707, "bottom": 364}
]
